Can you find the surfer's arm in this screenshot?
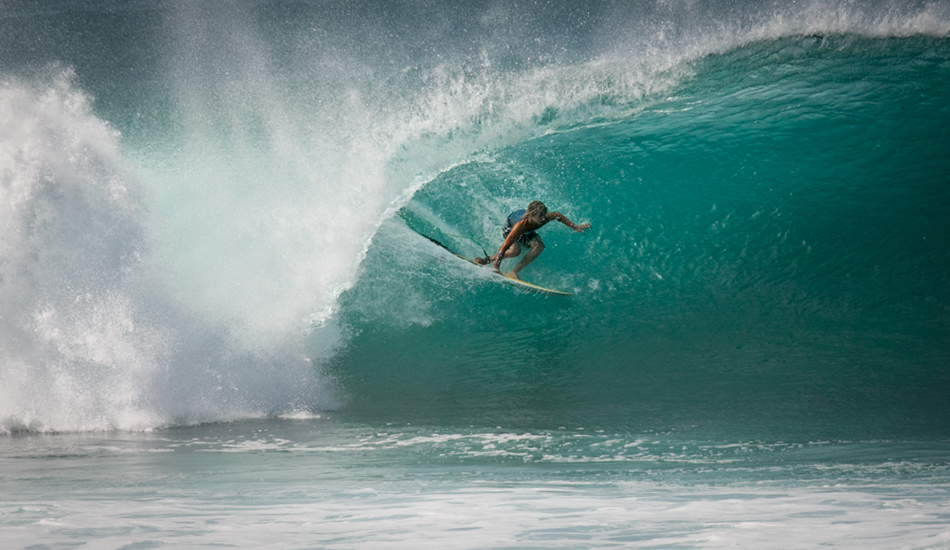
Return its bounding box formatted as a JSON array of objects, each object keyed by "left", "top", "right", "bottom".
[
  {"left": 549, "top": 212, "right": 591, "bottom": 233},
  {"left": 492, "top": 221, "right": 525, "bottom": 270}
]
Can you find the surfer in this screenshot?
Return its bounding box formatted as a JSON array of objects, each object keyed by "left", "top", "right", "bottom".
[{"left": 475, "top": 201, "right": 591, "bottom": 280}]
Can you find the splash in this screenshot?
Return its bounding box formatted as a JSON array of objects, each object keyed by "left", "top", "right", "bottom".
[{"left": 0, "top": 71, "right": 334, "bottom": 433}]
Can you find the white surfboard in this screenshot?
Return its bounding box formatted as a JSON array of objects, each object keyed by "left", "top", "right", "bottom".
[{"left": 453, "top": 253, "right": 573, "bottom": 296}]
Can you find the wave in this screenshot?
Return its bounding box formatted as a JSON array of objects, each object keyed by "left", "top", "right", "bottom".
[
  {"left": 1, "top": 0, "right": 948, "bottom": 434},
  {"left": 334, "top": 34, "right": 950, "bottom": 436}
]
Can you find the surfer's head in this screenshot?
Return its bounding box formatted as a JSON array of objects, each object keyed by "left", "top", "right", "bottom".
[{"left": 526, "top": 201, "right": 547, "bottom": 220}]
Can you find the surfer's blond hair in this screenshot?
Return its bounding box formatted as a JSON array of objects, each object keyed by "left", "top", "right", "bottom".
[{"left": 526, "top": 201, "right": 547, "bottom": 218}]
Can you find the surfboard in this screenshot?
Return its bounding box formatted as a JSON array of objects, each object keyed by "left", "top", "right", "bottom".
[
  {"left": 408, "top": 224, "right": 573, "bottom": 296},
  {"left": 453, "top": 252, "right": 574, "bottom": 296}
]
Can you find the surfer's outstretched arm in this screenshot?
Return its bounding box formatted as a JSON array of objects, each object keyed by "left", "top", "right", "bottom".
[{"left": 548, "top": 212, "right": 591, "bottom": 232}]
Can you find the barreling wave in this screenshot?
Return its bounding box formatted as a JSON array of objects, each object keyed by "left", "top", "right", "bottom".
[
  {"left": 1, "top": 0, "right": 948, "bottom": 434},
  {"left": 333, "top": 33, "right": 950, "bottom": 437}
]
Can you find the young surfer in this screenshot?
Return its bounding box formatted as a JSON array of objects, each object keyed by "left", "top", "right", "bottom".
[{"left": 475, "top": 201, "right": 591, "bottom": 280}]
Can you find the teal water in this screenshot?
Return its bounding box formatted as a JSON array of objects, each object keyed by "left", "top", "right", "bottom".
[
  {"left": 1, "top": 1, "right": 949, "bottom": 548},
  {"left": 3, "top": 420, "right": 950, "bottom": 549},
  {"left": 343, "top": 34, "right": 950, "bottom": 437}
]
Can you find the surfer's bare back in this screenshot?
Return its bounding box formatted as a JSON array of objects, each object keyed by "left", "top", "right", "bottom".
[{"left": 475, "top": 201, "right": 591, "bottom": 280}]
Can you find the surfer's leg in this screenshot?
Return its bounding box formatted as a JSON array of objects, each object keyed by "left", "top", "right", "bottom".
[
  {"left": 477, "top": 243, "right": 521, "bottom": 266},
  {"left": 508, "top": 237, "right": 543, "bottom": 280}
]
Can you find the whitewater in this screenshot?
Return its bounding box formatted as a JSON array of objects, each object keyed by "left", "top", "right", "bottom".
[{"left": 2, "top": 0, "right": 949, "bottom": 548}]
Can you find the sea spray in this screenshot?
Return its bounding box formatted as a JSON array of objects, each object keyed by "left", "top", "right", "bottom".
[
  {"left": 0, "top": 71, "right": 164, "bottom": 431},
  {"left": 0, "top": 71, "right": 335, "bottom": 432}
]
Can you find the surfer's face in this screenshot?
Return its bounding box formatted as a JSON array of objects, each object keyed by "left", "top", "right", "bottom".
[{"left": 530, "top": 212, "right": 546, "bottom": 225}]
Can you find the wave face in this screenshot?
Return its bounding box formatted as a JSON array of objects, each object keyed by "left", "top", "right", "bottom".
[
  {"left": 339, "top": 35, "right": 950, "bottom": 438},
  {"left": 1, "top": 0, "right": 948, "bottom": 435}
]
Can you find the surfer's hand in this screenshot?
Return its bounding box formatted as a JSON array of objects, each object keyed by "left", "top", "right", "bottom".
[{"left": 574, "top": 222, "right": 591, "bottom": 232}]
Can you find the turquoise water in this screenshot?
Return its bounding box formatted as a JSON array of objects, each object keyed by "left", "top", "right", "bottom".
[
  {"left": 346, "top": 34, "right": 950, "bottom": 438},
  {"left": 1, "top": 1, "right": 949, "bottom": 548},
  {"left": 3, "top": 422, "right": 950, "bottom": 549}
]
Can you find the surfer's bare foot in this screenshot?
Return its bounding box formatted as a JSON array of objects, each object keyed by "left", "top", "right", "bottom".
[
  {"left": 506, "top": 271, "right": 522, "bottom": 280},
  {"left": 474, "top": 256, "right": 489, "bottom": 265}
]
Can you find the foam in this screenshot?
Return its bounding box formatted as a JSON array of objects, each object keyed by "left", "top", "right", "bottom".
[{"left": 0, "top": 71, "right": 336, "bottom": 433}]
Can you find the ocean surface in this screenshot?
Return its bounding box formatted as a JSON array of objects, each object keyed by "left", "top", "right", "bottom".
[{"left": 2, "top": 0, "right": 949, "bottom": 548}]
